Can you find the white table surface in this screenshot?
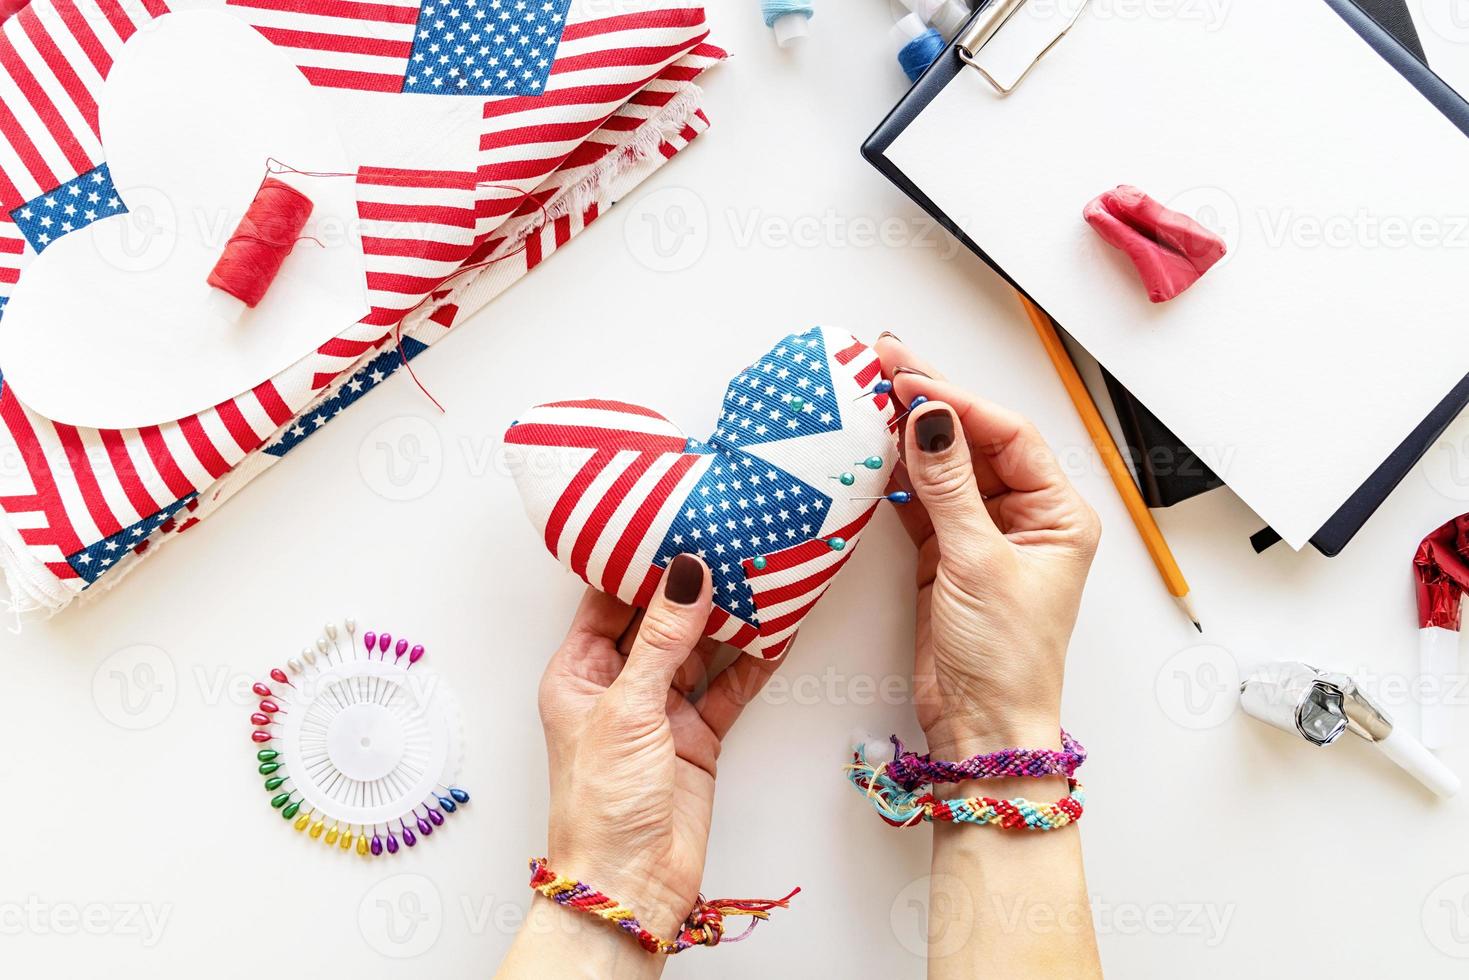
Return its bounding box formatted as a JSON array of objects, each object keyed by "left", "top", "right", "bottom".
[{"left": 8, "top": 2, "right": 1469, "bottom": 976}]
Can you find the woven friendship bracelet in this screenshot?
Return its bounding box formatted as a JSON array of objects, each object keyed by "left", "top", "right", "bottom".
[
  {"left": 884, "top": 731, "right": 1087, "bottom": 789},
  {"left": 528, "top": 858, "right": 798, "bottom": 955},
  {"left": 846, "top": 748, "right": 1086, "bottom": 831}
]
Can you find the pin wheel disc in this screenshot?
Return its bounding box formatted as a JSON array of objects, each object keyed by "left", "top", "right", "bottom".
[{"left": 278, "top": 659, "right": 462, "bottom": 827}]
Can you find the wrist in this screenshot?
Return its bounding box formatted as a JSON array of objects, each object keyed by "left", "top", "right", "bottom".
[
  {"left": 544, "top": 845, "right": 689, "bottom": 938},
  {"left": 922, "top": 715, "right": 1063, "bottom": 760}
]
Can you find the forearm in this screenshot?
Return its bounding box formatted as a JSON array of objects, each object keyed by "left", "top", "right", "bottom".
[
  {"left": 498, "top": 894, "right": 666, "bottom": 980},
  {"left": 925, "top": 729, "right": 1102, "bottom": 980}
]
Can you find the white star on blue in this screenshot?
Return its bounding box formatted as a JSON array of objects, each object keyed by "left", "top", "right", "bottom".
[
  {"left": 67, "top": 494, "right": 195, "bottom": 586},
  {"left": 403, "top": 0, "right": 573, "bottom": 96},
  {"left": 9, "top": 163, "right": 126, "bottom": 254},
  {"left": 265, "top": 338, "right": 429, "bottom": 458}
]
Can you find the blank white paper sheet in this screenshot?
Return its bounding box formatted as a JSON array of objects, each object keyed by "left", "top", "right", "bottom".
[{"left": 887, "top": 0, "right": 1469, "bottom": 549}]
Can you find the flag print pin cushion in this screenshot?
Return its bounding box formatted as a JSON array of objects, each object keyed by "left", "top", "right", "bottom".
[{"left": 504, "top": 327, "right": 899, "bottom": 660}]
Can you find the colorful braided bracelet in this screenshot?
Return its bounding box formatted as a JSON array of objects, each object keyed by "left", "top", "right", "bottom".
[
  {"left": 528, "top": 858, "right": 799, "bottom": 955},
  {"left": 846, "top": 745, "right": 1086, "bottom": 831},
  {"left": 883, "top": 731, "right": 1087, "bottom": 788}
]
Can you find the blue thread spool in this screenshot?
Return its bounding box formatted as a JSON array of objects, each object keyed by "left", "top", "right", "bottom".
[
  {"left": 894, "top": 14, "right": 946, "bottom": 83},
  {"left": 761, "top": 0, "right": 812, "bottom": 47}
]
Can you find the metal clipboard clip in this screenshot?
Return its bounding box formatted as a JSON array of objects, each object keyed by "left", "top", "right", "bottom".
[{"left": 956, "top": 0, "right": 1091, "bottom": 95}]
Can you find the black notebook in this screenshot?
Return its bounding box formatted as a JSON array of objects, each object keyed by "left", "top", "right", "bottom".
[{"left": 862, "top": 0, "right": 1469, "bottom": 556}]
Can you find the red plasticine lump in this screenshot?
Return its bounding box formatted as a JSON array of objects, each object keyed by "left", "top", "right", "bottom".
[{"left": 1083, "top": 185, "right": 1227, "bottom": 303}]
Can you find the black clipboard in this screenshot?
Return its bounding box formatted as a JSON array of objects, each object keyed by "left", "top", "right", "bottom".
[{"left": 862, "top": 0, "right": 1469, "bottom": 557}]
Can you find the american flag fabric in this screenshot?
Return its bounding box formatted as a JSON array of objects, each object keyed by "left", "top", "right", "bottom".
[
  {"left": 503, "top": 328, "right": 900, "bottom": 660},
  {"left": 0, "top": 0, "right": 723, "bottom": 614}
]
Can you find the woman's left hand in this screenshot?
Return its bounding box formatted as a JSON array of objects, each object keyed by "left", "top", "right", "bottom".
[{"left": 501, "top": 554, "right": 779, "bottom": 976}]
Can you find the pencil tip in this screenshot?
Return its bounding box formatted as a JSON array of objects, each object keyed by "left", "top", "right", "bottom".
[{"left": 1193, "top": 621, "right": 1203, "bottom": 633}]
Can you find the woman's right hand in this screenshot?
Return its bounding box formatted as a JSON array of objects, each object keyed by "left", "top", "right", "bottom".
[{"left": 875, "top": 334, "right": 1102, "bottom": 760}]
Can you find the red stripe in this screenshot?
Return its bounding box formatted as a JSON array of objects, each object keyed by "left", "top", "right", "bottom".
[
  {"left": 0, "top": 390, "right": 83, "bottom": 553},
  {"left": 750, "top": 553, "right": 850, "bottom": 610},
  {"left": 177, "top": 415, "right": 231, "bottom": 480},
  {"left": 140, "top": 0, "right": 168, "bottom": 17},
  {"left": 18, "top": 6, "right": 99, "bottom": 136},
  {"left": 0, "top": 82, "right": 58, "bottom": 191},
  {"left": 746, "top": 509, "right": 877, "bottom": 578},
  {"left": 726, "top": 622, "right": 759, "bottom": 649},
  {"left": 834, "top": 339, "right": 866, "bottom": 366},
  {"left": 544, "top": 449, "right": 613, "bottom": 559},
  {"left": 215, "top": 399, "right": 263, "bottom": 454},
  {"left": 542, "top": 399, "right": 665, "bottom": 419},
  {"left": 761, "top": 636, "right": 794, "bottom": 660},
  {"left": 226, "top": 0, "right": 419, "bottom": 23},
  {"left": 0, "top": 166, "right": 23, "bottom": 210},
  {"left": 551, "top": 41, "right": 700, "bottom": 77},
  {"left": 570, "top": 452, "right": 657, "bottom": 580},
  {"left": 854, "top": 359, "right": 881, "bottom": 388},
  {"left": 0, "top": 266, "right": 18, "bottom": 284},
  {"left": 601, "top": 453, "right": 699, "bottom": 595},
  {"left": 249, "top": 25, "right": 412, "bottom": 58},
  {"left": 504, "top": 423, "right": 685, "bottom": 454},
  {"left": 756, "top": 585, "right": 840, "bottom": 637},
  {"left": 53, "top": 0, "right": 112, "bottom": 77},
  {"left": 99, "top": 429, "right": 164, "bottom": 520},
  {"left": 359, "top": 167, "right": 476, "bottom": 190},
  {"left": 317, "top": 337, "right": 379, "bottom": 359},
  {"left": 554, "top": 214, "right": 571, "bottom": 248},
  {"left": 93, "top": 0, "right": 138, "bottom": 43},
  {"left": 559, "top": 9, "right": 705, "bottom": 43},
  {"left": 137, "top": 425, "right": 195, "bottom": 500},
  {"left": 480, "top": 119, "right": 608, "bottom": 152},
  {"left": 298, "top": 66, "right": 402, "bottom": 92},
  {"left": 365, "top": 270, "right": 449, "bottom": 296},
  {"left": 361, "top": 236, "right": 471, "bottom": 262},
  {"left": 358, "top": 200, "right": 476, "bottom": 229},
  {"left": 46, "top": 561, "right": 81, "bottom": 579},
  {"left": 0, "top": 30, "right": 95, "bottom": 176},
  {"left": 252, "top": 381, "right": 294, "bottom": 427},
  {"left": 632, "top": 563, "right": 661, "bottom": 608},
  {"left": 51, "top": 423, "right": 121, "bottom": 538},
  {"left": 482, "top": 75, "right": 692, "bottom": 119}
]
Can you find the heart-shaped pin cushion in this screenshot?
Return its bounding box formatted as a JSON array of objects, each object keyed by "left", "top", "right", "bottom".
[
  {"left": 0, "top": 9, "right": 368, "bottom": 430},
  {"left": 504, "top": 327, "right": 899, "bottom": 659}
]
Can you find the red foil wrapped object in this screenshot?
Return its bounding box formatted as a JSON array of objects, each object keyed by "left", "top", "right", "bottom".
[{"left": 1414, "top": 515, "right": 1469, "bottom": 630}]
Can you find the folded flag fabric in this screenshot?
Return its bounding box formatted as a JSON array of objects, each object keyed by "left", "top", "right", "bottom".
[{"left": 0, "top": 0, "right": 723, "bottom": 615}]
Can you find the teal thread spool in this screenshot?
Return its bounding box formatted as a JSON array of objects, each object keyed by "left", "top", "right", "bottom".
[{"left": 761, "top": 0, "right": 813, "bottom": 47}]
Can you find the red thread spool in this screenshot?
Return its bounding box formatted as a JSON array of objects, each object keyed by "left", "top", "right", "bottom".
[{"left": 207, "top": 177, "right": 314, "bottom": 311}]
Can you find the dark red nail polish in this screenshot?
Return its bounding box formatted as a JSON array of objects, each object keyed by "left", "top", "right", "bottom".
[
  {"left": 915, "top": 409, "right": 954, "bottom": 453},
  {"left": 664, "top": 554, "right": 704, "bottom": 604}
]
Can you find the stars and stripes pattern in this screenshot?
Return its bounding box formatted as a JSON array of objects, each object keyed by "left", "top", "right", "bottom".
[
  {"left": 0, "top": 0, "right": 722, "bottom": 612},
  {"left": 503, "top": 328, "right": 898, "bottom": 660},
  {"left": 222, "top": 0, "right": 576, "bottom": 96}
]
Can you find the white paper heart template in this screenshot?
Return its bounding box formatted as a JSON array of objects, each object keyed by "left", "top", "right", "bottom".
[{"left": 0, "top": 9, "right": 369, "bottom": 429}]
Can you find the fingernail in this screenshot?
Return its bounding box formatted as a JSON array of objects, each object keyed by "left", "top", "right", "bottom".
[
  {"left": 877, "top": 330, "right": 903, "bottom": 343},
  {"left": 915, "top": 408, "right": 955, "bottom": 453},
  {"left": 664, "top": 554, "right": 704, "bottom": 604},
  {"left": 893, "top": 366, "right": 930, "bottom": 379}
]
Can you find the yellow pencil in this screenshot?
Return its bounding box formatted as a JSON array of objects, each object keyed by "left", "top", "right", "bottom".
[{"left": 1017, "top": 294, "right": 1201, "bottom": 631}]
